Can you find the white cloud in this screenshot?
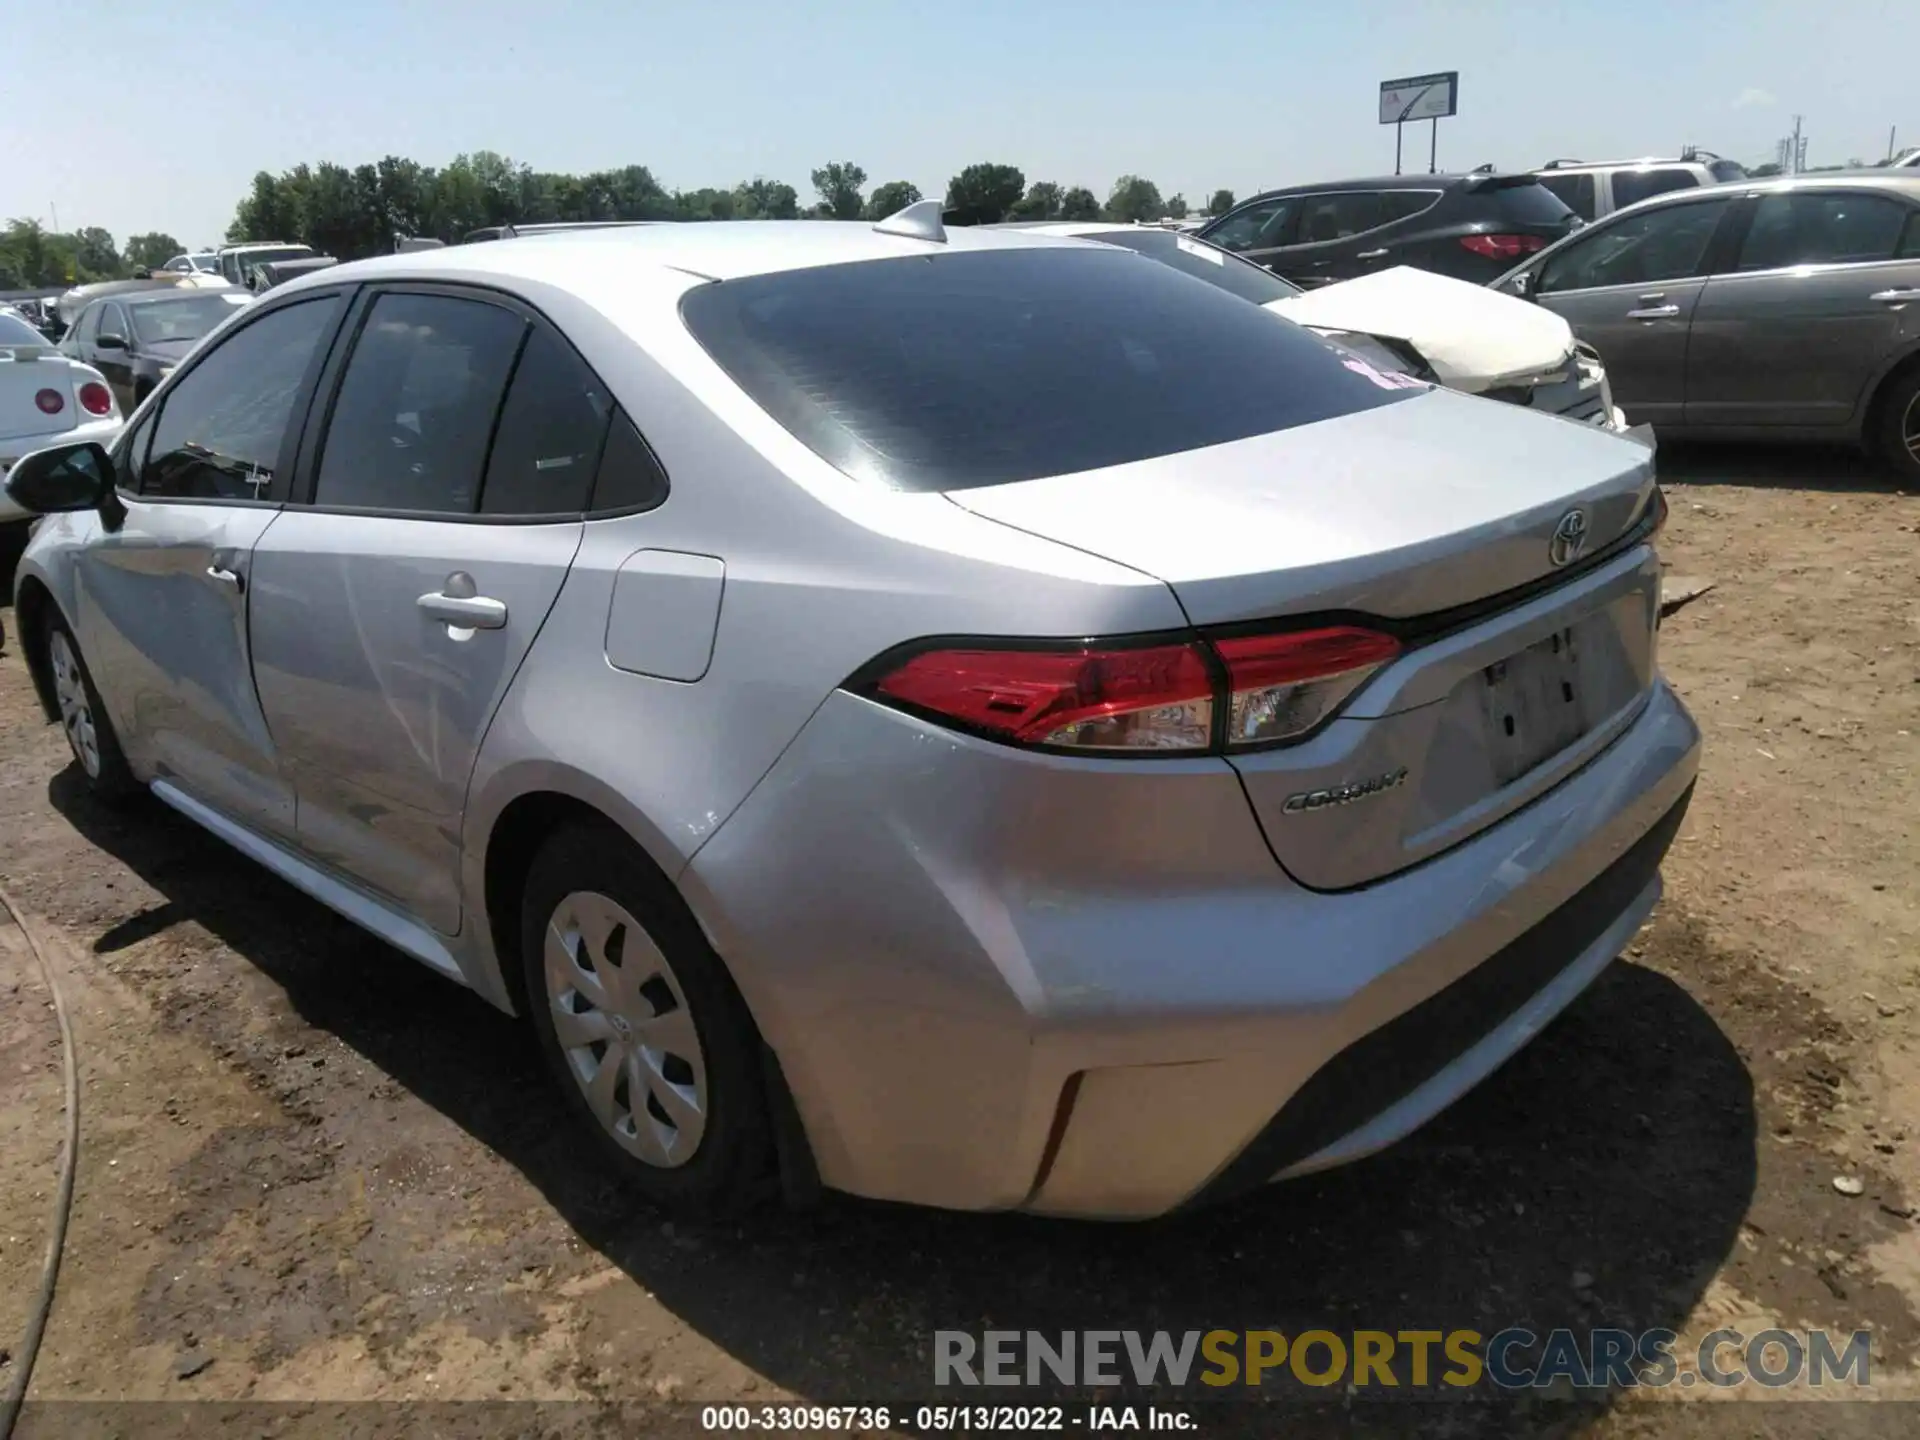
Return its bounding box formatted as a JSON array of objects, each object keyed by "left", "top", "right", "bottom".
[{"left": 1732, "top": 87, "right": 1777, "bottom": 110}]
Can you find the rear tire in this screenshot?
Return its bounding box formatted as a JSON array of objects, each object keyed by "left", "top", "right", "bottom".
[
  {"left": 520, "top": 822, "right": 772, "bottom": 1215},
  {"left": 1874, "top": 365, "right": 1920, "bottom": 481},
  {"left": 44, "top": 614, "right": 139, "bottom": 804}
]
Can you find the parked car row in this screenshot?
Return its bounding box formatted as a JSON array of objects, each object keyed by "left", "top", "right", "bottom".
[
  {"left": 1494, "top": 172, "right": 1920, "bottom": 477},
  {"left": 1199, "top": 162, "right": 1920, "bottom": 476},
  {"left": 6, "top": 207, "right": 1695, "bottom": 1220}
]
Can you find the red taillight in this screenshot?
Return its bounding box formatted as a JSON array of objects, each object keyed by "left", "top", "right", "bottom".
[
  {"left": 77, "top": 381, "right": 113, "bottom": 416},
  {"left": 864, "top": 623, "right": 1402, "bottom": 754},
  {"left": 34, "top": 387, "right": 64, "bottom": 415},
  {"left": 873, "top": 642, "right": 1217, "bottom": 752},
  {"left": 1213, "top": 627, "right": 1402, "bottom": 748},
  {"left": 1460, "top": 233, "right": 1547, "bottom": 260}
]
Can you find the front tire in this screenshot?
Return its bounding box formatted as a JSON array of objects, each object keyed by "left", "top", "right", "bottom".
[
  {"left": 45, "top": 615, "right": 139, "bottom": 803},
  {"left": 520, "top": 822, "right": 772, "bottom": 1214},
  {"left": 1875, "top": 366, "right": 1920, "bottom": 481}
]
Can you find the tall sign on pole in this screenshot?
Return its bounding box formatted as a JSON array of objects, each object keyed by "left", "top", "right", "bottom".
[{"left": 1379, "top": 71, "right": 1459, "bottom": 175}]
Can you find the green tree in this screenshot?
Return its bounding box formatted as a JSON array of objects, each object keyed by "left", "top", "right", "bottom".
[
  {"left": 676, "top": 187, "right": 738, "bottom": 221},
  {"left": 1105, "top": 175, "right": 1165, "bottom": 223},
  {"left": 811, "top": 162, "right": 868, "bottom": 220},
  {"left": 1058, "top": 186, "right": 1101, "bottom": 221},
  {"left": 1010, "top": 181, "right": 1064, "bottom": 220},
  {"left": 733, "top": 178, "right": 799, "bottom": 219},
  {"left": 72, "top": 227, "right": 121, "bottom": 276},
  {"left": 1165, "top": 194, "right": 1189, "bottom": 220},
  {"left": 945, "top": 163, "right": 1025, "bottom": 224},
  {"left": 1208, "top": 188, "right": 1235, "bottom": 217},
  {"left": 126, "top": 232, "right": 183, "bottom": 270},
  {"left": 865, "top": 180, "right": 922, "bottom": 219}
]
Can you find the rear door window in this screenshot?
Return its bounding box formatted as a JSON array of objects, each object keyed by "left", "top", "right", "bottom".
[
  {"left": 1297, "top": 192, "right": 1385, "bottom": 244},
  {"left": 314, "top": 292, "right": 524, "bottom": 514},
  {"left": 1537, "top": 172, "right": 1598, "bottom": 221},
  {"left": 1379, "top": 190, "right": 1442, "bottom": 223},
  {"left": 1735, "top": 191, "right": 1914, "bottom": 270},
  {"left": 1611, "top": 168, "right": 1701, "bottom": 209},
  {"left": 478, "top": 327, "right": 614, "bottom": 515},
  {"left": 1537, "top": 199, "right": 1730, "bottom": 293},
  {"left": 679, "top": 248, "right": 1418, "bottom": 493}
]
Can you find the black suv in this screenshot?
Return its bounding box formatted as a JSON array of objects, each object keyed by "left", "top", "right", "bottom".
[{"left": 1198, "top": 173, "right": 1582, "bottom": 288}]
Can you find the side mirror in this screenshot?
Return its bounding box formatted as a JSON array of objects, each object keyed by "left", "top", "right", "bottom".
[
  {"left": 4, "top": 441, "right": 113, "bottom": 515},
  {"left": 95, "top": 332, "right": 127, "bottom": 350},
  {"left": 1506, "top": 269, "right": 1537, "bottom": 298}
]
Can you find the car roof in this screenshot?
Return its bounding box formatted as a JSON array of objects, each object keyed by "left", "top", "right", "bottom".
[
  {"left": 1233, "top": 173, "right": 1503, "bottom": 203},
  {"left": 1611, "top": 171, "right": 1920, "bottom": 207},
  {"left": 120, "top": 284, "right": 247, "bottom": 306},
  {"left": 1536, "top": 157, "right": 1713, "bottom": 173},
  {"left": 272, "top": 219, "right": 1114, "bottom": 298}
]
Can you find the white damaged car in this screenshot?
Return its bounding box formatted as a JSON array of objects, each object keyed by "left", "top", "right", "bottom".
[
  {"left": 1, "top": 308, "right": 122, "bottom": 530},
  {"left": 1002, "top": 222, "right": 1637, "bottom": 439}
]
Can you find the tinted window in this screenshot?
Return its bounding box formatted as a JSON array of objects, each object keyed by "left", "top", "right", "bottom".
[
  {"left": 1297, "top": 192, "right": 1387, "bottom": 244},
  {"left": 114, "top": 410, "right": 156, "bottom": 492},
  {"left": 1088, "top": 230, "right": 1303, "bottom": 304},
  {"left": 1611, "top": 168, "right": 1701, "bottom": 209},
  {"left": 1379, "top": 190, "right": 1441, "bottom": 223},
  {"left": 74, "top": 303, "right": 102, "bottom": 346},
  {"left": 1537, "top": 172, "right": 1598, "bottom": 221},
  {"left": 1204, "top": 199, "right": 1294, "bottom": 252},
  {"left": 590, "top": 411, "right": 671, "bottom": 513},
  {"left": 479, "top": 327, "right": 613, "bottom": 515},
  {"left": 1904, "top": 213, "right": 1920, "bottom": 259},
  {"left": 314, "top": 292, "right": 523, "bottom": 514},
  {"left": 1736, "top": 192, "right": 1914, "bottom": 270},
  {"left": 1537, "top": 200, "right": 1728, "bottom": 293},
  {"left": 1709, "top": 160, "right": 1748, "bottom": 183},
  {"left": 679, "top": 249, "right": 1416, "bottom": 493},
  {"left": 1476, "top": 181, "right": 1578, "bottom": 226},
  {"left": 144, "top": 295, "right": 342, "bottom": 500}
]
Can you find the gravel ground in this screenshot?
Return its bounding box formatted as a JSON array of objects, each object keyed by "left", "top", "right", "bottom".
[{"left": 0, "top": 442, "right": 1916, "bottom": 1437}]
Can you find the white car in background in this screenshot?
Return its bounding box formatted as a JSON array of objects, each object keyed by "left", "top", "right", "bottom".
[
  {"left": 0, "top": 309, "right": 122, "bottom": 528},
  {"left": 999, "top": 222, "right": 1633, "bottom": 435}
]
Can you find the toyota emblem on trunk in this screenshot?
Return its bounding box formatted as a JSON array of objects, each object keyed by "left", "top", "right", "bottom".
[{"left": 1549, "top": 509, "right": 1589, "bottom": 568}]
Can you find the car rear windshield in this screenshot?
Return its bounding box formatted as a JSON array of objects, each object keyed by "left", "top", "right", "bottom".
[
  {"left": 1472, "top": 181, "right": 1577, "bottom": 227},
  {"left": 0, "top": 314, "right": 46, "bottom": 346},
  {"left": 131, "top": 293, "right": 248, "bottom": 344},
  {"left": 678, "top": 248, "right": 1414, "bottom": 492},
  {"left": 1084, "top": 229, "right": 1305, "bottom": 305}
]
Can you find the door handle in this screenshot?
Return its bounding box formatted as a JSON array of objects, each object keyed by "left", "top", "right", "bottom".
[
  {"left": 1627, "top": 304, "right": 1680, "bottom": 320},
  {"left": 205, "top": 565, "right": 243, "bottom": 593},
  {"left": 419, "top": 570, "right": 507, "bottom": 630},
  {"left": 1356, "top": 248, "right": 1389, "bottom": 260},
  {"left": 418, "top": 592, "right": 507, "bottom": 630},
  {"left": 1870, "top": 288, "right": 1920, "bottom": 304},
  {"left": 1636, "top": 292, "right": 1667, "bottom": 302}
]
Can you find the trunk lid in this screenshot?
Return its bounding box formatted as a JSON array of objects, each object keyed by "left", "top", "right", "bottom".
[
  {"left": 944, "top": 386, "right": 1655, "bottom": 626},
  {"left": 947, "top": 388, "right": 1662, "bottom": 889},
  {"left": 0, "top": 350, "right": 79, "bottom": 442}
]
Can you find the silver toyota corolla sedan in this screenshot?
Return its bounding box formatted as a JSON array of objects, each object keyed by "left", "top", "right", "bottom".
[{"left": 5, "top": 206, "right": 1700, "bottom": 1219}]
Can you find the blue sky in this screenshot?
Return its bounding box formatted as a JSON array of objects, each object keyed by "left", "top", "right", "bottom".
[{"left": 5, "top": 0, "right": 1916, "bottom": 248}]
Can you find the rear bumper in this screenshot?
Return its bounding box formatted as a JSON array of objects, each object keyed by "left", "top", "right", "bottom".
[{"left": 685, "top": 676, "right": 1700, "bottom": 1219}]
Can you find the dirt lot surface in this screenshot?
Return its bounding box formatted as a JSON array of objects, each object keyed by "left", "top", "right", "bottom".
[{"left": 1, "top": 443, "right": 1917, "bottom": 1437}]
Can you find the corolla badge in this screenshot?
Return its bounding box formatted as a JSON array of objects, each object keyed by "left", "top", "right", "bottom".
[
  {"left": 1282, "top": 767, "right": 1409, "bottom": 814},
  {"left": 1549, "top": 508, "right": 1589, "bottom": 568}
]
